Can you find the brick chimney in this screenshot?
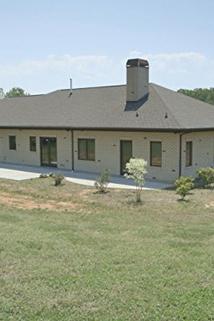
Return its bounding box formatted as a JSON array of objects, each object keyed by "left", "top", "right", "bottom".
[{"left": 126, "top": 58, "right": 149, "bottom": 102}]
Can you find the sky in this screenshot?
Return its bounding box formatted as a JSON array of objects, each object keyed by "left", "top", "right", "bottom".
[{"left": 0, "top": 0, "right": 214, "bottom": 94}]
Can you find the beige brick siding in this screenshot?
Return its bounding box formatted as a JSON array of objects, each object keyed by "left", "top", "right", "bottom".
[
  {"left": 181, "top": 131, "right": 214, "bottom": 177},
  {"left": 0, "top": 129, "right": 72, "bottom": 169},
  {"left": 0, "top": 129, "right": 213, "bottom": 182},
  {"left": 73, "top": 130, "right": 179, "bottom": 182}
]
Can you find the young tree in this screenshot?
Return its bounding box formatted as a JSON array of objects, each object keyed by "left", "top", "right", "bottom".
[
  {"left": 125, "top": 158, "right": 147, "bottom": 203},
  {"left": 5, "top": 87, "right": 29, "bottom": 98},
  {"left": 94, "top": 169, "right": 110, "bottom": 193},
  {"left": 175, "top": 176, "right": 194, "bottom": 201}
]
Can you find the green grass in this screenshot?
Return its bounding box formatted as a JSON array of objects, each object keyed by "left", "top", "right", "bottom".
[{"left": 0, "top": 178, "right": 214, "bottom": 321}]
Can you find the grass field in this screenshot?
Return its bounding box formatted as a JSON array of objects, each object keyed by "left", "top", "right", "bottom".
[{"left": 0, "top": 177, "right": 214, "bottom": 321}]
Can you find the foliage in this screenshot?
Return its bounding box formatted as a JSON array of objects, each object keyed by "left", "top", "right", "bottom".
[
  {"left": 125, "top": 158, "right": 147, "bottom": 202},
  {"left": 5, "top": 87, "right": 29, "bottom": 98},
  {"left": 0, "top": 88, "right": 4, "bottom": 99},
  {"left": 52, "top": 174, "right": 64, "bottom": 186},
  {"left": 39, "top": 172, "right": 64, "bottom": 186},
  {"left": 94, "top": 169, "right": 110, "bottom": 193},
  {"left": 39, "top": 173, "right": 49, "bottom": 178},
  {"left": 196, "top": 167, "right": 214, "bottom": 188},
  {"left": 175, "top": 176, "right": 194, "bottom": 200},
  {"left": 178, "top": 88, "right": 214, "bottom": 105}
]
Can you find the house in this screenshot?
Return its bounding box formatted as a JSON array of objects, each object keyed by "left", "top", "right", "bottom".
[{"left": 0, "top": 58, "right": 214, "bottom": 182}]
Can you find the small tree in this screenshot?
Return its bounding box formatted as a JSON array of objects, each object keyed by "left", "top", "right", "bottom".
[
  {"left": 125, "top": 158, "right": 147, "bottom": 203},
  {"left": 94, "top": 169, "right": 110, "bottom": 193},
  {"left": 175, "top": 176, "right": 194, "bottom": 201}
]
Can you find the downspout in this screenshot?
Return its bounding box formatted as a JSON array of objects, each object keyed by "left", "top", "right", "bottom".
[
  {"left": 179, "top": 133, "right": 182, "bottom": 177},
  {"left": 179, "top": 132, "right": 186, "bottom": 178},
  {"left": 71, "top": 129, "right": 74, "bottom": 171}
]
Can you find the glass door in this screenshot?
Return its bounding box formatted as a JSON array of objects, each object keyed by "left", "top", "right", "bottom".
[
  {"left": 40, "top": 137, "right": 57, "bottom": 167},
  {"left": 120, "top": 140, "right": 132, "bottom": 175}
]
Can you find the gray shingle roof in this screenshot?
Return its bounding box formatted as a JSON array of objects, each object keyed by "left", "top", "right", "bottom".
[{"left": 0, "top": 83, "right": 214, "bottom": 131}]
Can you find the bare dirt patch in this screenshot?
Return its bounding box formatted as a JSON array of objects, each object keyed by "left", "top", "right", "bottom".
[
  {"left": 205, "top": 201, "right": 214, "bottom": 208},
  {"left": 0, "top": 192, "right": 79, "bottom": 211}
]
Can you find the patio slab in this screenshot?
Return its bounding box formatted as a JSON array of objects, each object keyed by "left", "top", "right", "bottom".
[{"left": 0, "top": 163, "right": 173, "bottom": 190}]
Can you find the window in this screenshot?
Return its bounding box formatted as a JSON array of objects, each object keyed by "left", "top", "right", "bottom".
[
  {"left": 9, "top": 136, "right": 16, "bottom": 150},
  {"left": 78, "top": 139, "right": 95, "bottom": 161},
  {"left": 30, "top": 136, "right": 36, "bottom": 152},
  {"left": 186, "top": 141, "right": 192, "bottom": 167},
  {"left": 150, "top": 141, "right": 162, "bottom": 167}
]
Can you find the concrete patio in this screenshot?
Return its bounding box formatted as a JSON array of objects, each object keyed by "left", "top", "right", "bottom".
[{"left": 0, "top": 162, "right": 173, "bottom": 190}]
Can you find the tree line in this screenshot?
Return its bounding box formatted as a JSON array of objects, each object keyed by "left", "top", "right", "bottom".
[
  {"left": 0, "top": 87, "right": 29, "bottom": 98},
  {"left": 177, "top": 87, "right": 214, "bottom": 105}
]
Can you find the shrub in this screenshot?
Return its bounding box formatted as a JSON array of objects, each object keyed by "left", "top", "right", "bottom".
[
  {"left": 94, "top": 169, "right": 110, "bottom": 193},
  {"left": 194, "top": 175, "right": 206, "bottom": 189},
  {"left": 52, "top": 174, "right": 64, "bottom": 186},
  {"left": 39, "top": 174, "right": 49, "bottom": 178},
  {"left": 175, "top": 176, "right": 194, "bottom": 200},
  {"left": 48, "top": 172, "right": 54, "bottom": 177},
  {"left": 125, "top": 158, "right": 147, "bottom": 203},
  {"left": 196, "top": 167, "right": 214, "bottom": 188}
]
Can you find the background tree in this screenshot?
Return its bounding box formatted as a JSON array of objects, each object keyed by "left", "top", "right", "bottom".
[
  {"left": 5, "top": 87, "right": 29, "bottom": 98},
  {"left": 0, "top": 88, "right": 4, "bottom": 99},
  {"left": 178, "top": 88, "right": 214, "bottom": 105}
]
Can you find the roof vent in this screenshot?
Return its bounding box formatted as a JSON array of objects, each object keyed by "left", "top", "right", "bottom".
[{"left": 69, "top": 78, "right": 73, "bottom": 96}]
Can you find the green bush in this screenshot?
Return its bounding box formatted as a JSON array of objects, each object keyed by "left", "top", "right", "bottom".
[
  {"left": 196, "top": 167, "right": 214, "bottom": 188},
  {"left": 175, "top": 176, "right": 194, "bottom": 201},
  {"left": 95, "top": 169, "right": 110, "bottom": 193},
  {"left": 39, "top": 172, "right": 64, "bottom": 186},
  {"left": 39, "top": 173, "right": 49, "bottom": 178},
  {"left": 52, "top": 174, "right": 64, "bottom": 186}
]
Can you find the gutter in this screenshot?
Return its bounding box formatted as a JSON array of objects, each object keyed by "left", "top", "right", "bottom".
[{"left": 0, "top": 126, "right": 214, "bottom": 132}]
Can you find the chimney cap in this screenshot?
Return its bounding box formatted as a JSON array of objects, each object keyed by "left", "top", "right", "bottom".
[{"left": 126, "top": 58, "right": 149, "bottom": 68}]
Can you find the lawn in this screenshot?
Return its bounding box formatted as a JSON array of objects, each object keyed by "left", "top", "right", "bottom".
[{"left": 0, "top": 177, "right": 214, "bottom": 321}]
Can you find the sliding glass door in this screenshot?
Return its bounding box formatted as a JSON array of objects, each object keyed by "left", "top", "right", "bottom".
[{"left": 40, "top": 137, "right": 57, "bottom": 167}]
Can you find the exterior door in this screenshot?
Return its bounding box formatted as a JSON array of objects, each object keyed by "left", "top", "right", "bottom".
[
  {"left": 120, "top": 140, "right": 132, "bottom": 175},
  {"left": 40, "top": 137, "right": 57, "bottom": 167}
]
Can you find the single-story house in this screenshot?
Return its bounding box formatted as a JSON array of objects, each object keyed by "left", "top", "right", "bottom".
[{"left": 0, "top": 58, "right": 214, "bottom": 182}]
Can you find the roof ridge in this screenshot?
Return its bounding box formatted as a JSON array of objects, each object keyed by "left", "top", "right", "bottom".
[
  {"left": 151, "top": 84, "right": 183, "bottom": 128},
  {"left": 49, "top": 84, "right": 126, "bottom": 94}
]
